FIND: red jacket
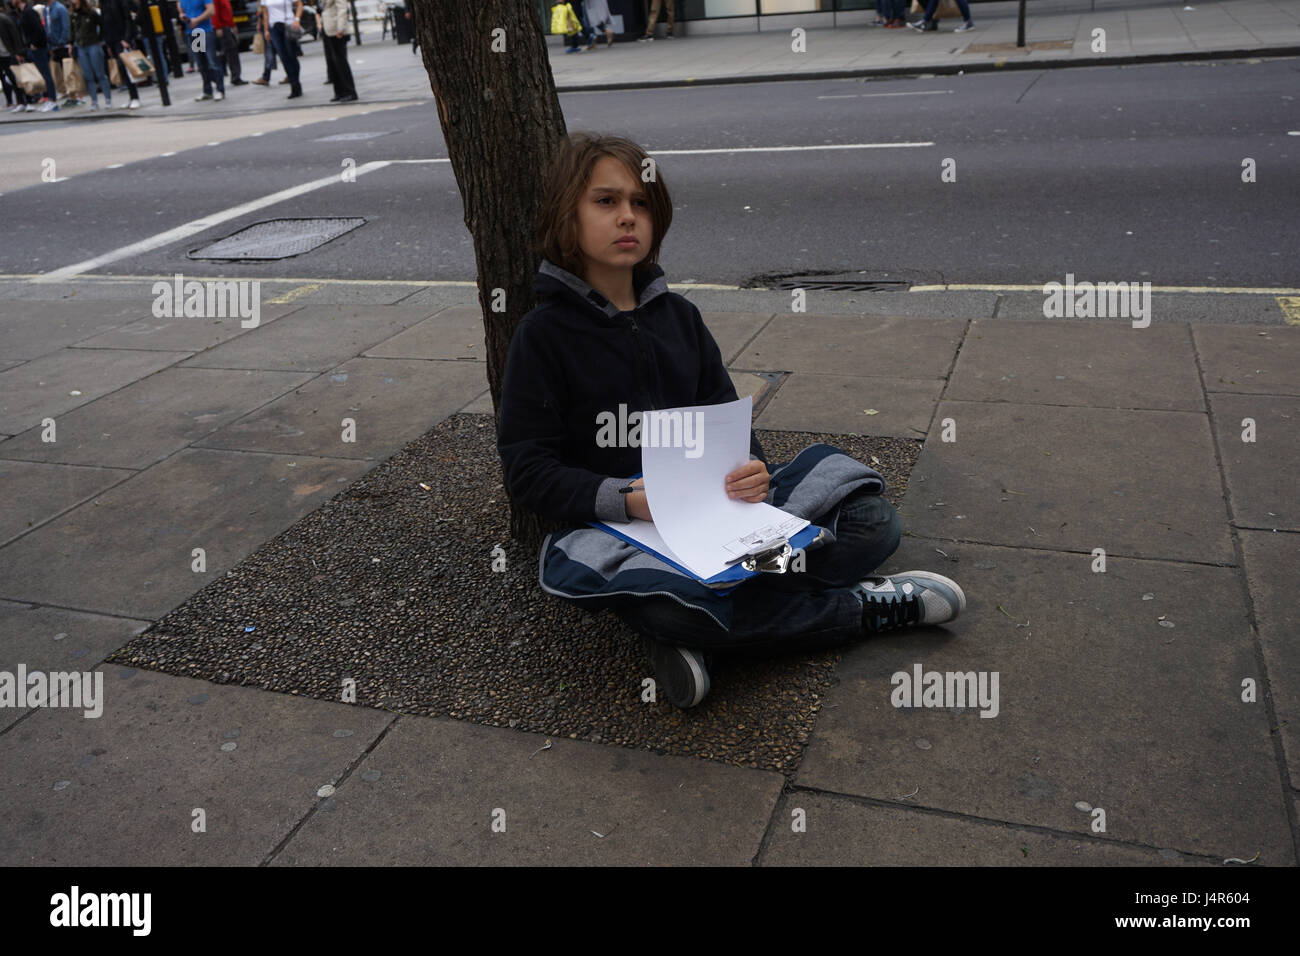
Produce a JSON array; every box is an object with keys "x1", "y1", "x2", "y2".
[{"x1": 211, "y1": 0, "x2": 234, "y2": 29}]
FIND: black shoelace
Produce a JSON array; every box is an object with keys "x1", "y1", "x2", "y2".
[{"x1": 861, "y1": 590, "x2": 921, "y2": 632}]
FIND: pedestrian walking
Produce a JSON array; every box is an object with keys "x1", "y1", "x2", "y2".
[
  {"x1": 908, "y1": 0, "x2": 974, "y2": 32},
  {"x1": 211, "y1": 0, "x2": 243, "y2": 83},
  {"x1": 876, "y1": 0, "x2": 906, "y2": 27},
  {"x1": 261, "y1": 0, "x2": 300, "y2": 98},
  {"x1": 10, "y1": 0, "x2": 58, "y2": 110},
  {"x1": 100, "y1": 0, "x2": 142, "y2": 107},
  {"x1": 497, "y1": 133, "x2": 966, "y2": 708},
  {"x1": 319, "y1": 0, "x2": 353, "y2": 101},
  {"x1": 638, "y1": 0, "x2": 674, "y2": 40},
  {"x1": 69, "y1": 0, "x2": 112, "y2": 108},
  {"x1": 584, "y1": 0, "x2": 614, "y2": 48},
  {"x1": 178, "y1": 0, "x2": 225, "y2": 100},
  {"x1": 0, "y1": 7, "x2": 30, "y2": 110},
  {"x1": 41, "y1": 0, "x2": 76, "y2": 103}
]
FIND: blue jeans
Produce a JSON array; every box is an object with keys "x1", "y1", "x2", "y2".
[
  {"x1": 75, "y1": 43, "x2": 110, "y2": 102},
  {"x1": 612, "y1": 488, "x2": 902, "y2": 653},
  {"x1": 566, "y1": 0, "x2": 593, "y2": 49},
  {"x1": 190, "y1": 29, "x2": 224, "y2": 94},
  {"x1": 924, "y1": 0, "x2": 971, "y2": 22},
  {"x1": 269, "y1": 22, "x2": 300, "y2": 89},
  {"x1": 877, "y1": 0, "x2": 903, "y2": 19},
  {"x1": 26, "y1": 46, "x2": 56, "y2": 99}
]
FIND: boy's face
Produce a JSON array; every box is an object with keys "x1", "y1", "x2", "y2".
[{"x1": 576, "y1": 155, "x2": 652, "y2": 278}]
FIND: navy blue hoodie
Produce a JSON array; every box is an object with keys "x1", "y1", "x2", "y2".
[{"x1": 497, "y1": 258, "x2": 769, "y2": 528}]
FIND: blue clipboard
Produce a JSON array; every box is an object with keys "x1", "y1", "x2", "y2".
[{"x1": 589, "y1": 473, "x2": 826, "y2": 591}]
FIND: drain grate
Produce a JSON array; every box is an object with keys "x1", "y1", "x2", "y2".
[
  {"x1": 188, "y1": 218, "x2": 367, "y2": 260},
  {"x1": 771, "y1": 279, "x2": 912, "y2": 292}
]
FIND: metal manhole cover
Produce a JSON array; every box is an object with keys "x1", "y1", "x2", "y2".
[
  {"x1": 312, "y1": 130, "x2": 395, "y2": 142},
  {"x1": 189, "y1": 218, "x2": 367, "y2": 260}
]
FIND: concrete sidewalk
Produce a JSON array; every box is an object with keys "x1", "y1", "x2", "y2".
[
  {"x1": 4, "y1": 0, "x2": 1299, "y2": 127},
  {"x1": 0, "y1": 276, "x2": 1296, "y2": 865}
]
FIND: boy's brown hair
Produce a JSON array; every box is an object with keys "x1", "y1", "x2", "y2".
[{"x1": 534, "y1": 132, "x2": 674, "y2": 282}]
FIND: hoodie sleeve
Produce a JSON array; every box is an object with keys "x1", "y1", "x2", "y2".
[
  {"x1": 690, "y1": 303, "x2": 769, "y2": 468},
  {"x1": 497, "y1": 316, "x2": 632, "y2": 526}
]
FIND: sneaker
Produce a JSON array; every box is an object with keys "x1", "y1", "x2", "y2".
[
  {"x1": 907, "y1": 18, "x2": 938, "y2": 31},
  {"x1": 642, "y1": 635, "x2": 710, "y2": 708},
  {"x1": 8, "y1": 103, "x2": 23, "y2": 112},
  {"x1": 39, "y1": 99, "x2": 57, "y2": 112},
  {"x1": 856, "y1": 571, "x2": 966, "y2": 631},
  {"x1": 252, "y1": 77, "x2": 269, "y2": 85},
  {"x1": 638, "y1": 35, "x2": 652, "y2": 41},
  {"x1": 213, "y1": 90, "x2": 224, "y2": 101},
  {"x1": 195, "y1": 92, "x2": 212, "y2": 101},
  {"x1": 128, "y1": 99, "x2": 141, "y2": 109},
  {"x1": 117, "y1": 98, "x2": 131, "y2": 108},
  {"x1": 954, "y1": 20, "x2": 974, "y2": 31},
  {"x1": 24, "y1": 103, "x2": 35, "y2": 111}
]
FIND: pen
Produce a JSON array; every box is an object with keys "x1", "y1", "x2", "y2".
[{"x1": 618, "y1": 486, "x2": 637, "y2": 495}]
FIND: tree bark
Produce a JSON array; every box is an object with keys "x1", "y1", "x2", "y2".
[{"x1": 409, "y1": 0, "x2": 569, "y2": 555}]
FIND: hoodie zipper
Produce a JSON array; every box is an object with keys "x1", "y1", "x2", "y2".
[{"x1": 625, "y1": 306, "x2": 660, "y2": 411}]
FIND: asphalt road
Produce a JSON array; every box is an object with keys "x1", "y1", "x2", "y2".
[{"x1": 3, "y1": 56, "x2": 1297, "y2": 288}]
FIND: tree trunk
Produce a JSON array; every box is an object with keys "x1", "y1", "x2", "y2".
[{"x1": 409, "y1": 0, "x2": 568, "y2": 555}]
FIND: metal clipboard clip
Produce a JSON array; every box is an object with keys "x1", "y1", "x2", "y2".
[{"x1": 724, "y1": 537, "x2": 795, "y2": 574}]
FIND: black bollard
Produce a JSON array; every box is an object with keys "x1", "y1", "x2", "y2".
[{"x1": 1017, "y1": 0, "x2": 1026, "y2": 47}]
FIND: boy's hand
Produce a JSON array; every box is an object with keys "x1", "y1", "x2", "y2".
[{"x1": 726, "y1": 460, "x2": 770, "y2": 503}]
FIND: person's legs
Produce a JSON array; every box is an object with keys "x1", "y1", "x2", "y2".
[
  {"x1": 259, "y1": 34, "x2": 277, "y2": 81},
  {"x1": 203, "y1": 33, "x2": 224, "y2": 93},
  {"x1": 953, "y1": 0, "x2": 972, "y2": 22},
  {"x1": 325, "y1": 35, "x2": 355, "y2": 97},
  {"x1": 643, "y1": 0, "x2": 662, "y2": 37},
  {"x1": 615, "y1": 490, "x2": 903, "y2": 653},
  {"x1": 271, "y1": 22, "x2": 300, "y2": 91},
  {"x1": 222, "y1": 27, "x2": 242, "y2": 81},
  {"x1": 0, "y1": 56, "x2": 16, "y2": 106},
  {"x1": 75, "y1": 45, "x2": 100, "y2": 104},
  {"x1": 85, "y1": 44, "x2": 111, "y2": 104},
  {"x1": 28, "y1": 46, "x2": 56, "y2": 101},
  {"x1": 664, "y1": 0, "x2": 675, "y2": 34}
]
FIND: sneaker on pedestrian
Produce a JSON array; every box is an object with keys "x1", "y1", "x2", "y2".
[
  {"x1": 908, "y1": 18, "x2": 937, "y2": 31},
  {"x1": 954, "y1": 19, "x2": 974, "y2": 31},
  {"x1": 40, "y1": 99, "x2": 59, "y2": 112},
  {"x1": 642, "y1": 635, "x2": 710, "y2": 708},
  {"x1": 213, "y1": 90, "x2": 224, "y2": 101},
  {"x1": 637, "y1": 34, "x2": 652, "y2": 41},
  {"x1": 856, "y1": 571, "x2": 966, "y2": 632},
  {"x1": 195, "y1": 92, "x2": 212, "y2": 101},
  {"x1": 129, "y1": 98, "x2": 141, "y2": 109},
  {"x1": 252, "y1": 76, "x2": 269, "y2": 85},
  {"x1": 117, "y1": 97, "x2": 131, "y2": 107},
  {"x1": 24, "y1": 102, "x2": 35, "y2": 111},
  {"x1": 8, "y1": 103, "x2": 23, "y2": 112}
]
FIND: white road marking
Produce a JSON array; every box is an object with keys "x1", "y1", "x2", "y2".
[{"x1": 32, "y1": 161, "x2": 396, "y2": 284}]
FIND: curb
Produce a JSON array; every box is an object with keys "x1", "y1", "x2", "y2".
[{"x1": 553, "y1": 45, "x2": 1300, "y2": 92}]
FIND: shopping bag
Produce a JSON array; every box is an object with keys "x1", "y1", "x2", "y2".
[
  {"x1": 64, "y1": 55, "x2": 88, "y2": 96},
  {"x1": 550, "y1": 2, "x2": 581, "y2": 35},
  {"x1": 49, "y1": 56, "x2": 66, "y2": 95},
  {"x1": 910, "y1": 0, "x2": 961, "y2": 18},
  {"x1": 119, "y1": 49, "x2": 155, "y2": 80},
  {"x1": 108, "y1": 56, "x2": 122, "y2": 86},
  {"x1": 253, "y1": 30, "x2": 264, "y2": 54},
  {"x1": 14, "y1": 61, "x2": 46, "y2": 97}
]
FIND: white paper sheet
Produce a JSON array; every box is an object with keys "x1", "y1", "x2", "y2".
[{"x1": 635, "y1": 396, "x2": 808, "y2": 580}]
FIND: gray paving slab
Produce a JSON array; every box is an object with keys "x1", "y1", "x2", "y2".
[
  {"x1": 0, "y1": 448, "x2": 371, "y2": 618},
  {"x1": 0, "y1": 665, "x2": 394, "y2": 865},
  {"x1": 760, "y1": 792, "x2": 1212, "y2": 866},
  {"x1": 0, "y1": 368, "x2": 315, "y2": 469},
  {"x1": 70, "y1": 304, "x2": 302, "y2": 353},
  {"x1": 0, "y1": 300, "x2": 150, "y2": 360},
  {"x1": 904, "y1": 400, "x2": 1234, "y2": 563},
  {"x1": 1209, "y1": 393, "x2": 1298, "y2": 530},
  {"x1": 0, "y1": 361, "x2": 24, "y2": 374},
  {"x1": 0, "y1": 601, "x2": 150, "y2": 732},
  {"x1": 0, "y1": 348, "x2": 192, "y2": 435},
  {"x1": 380, "y1": 284, "x2": 495, "y2": 314},
  {"x1": 734, "y1": 314, "x2": 967, "y2": 378},
  {"x1": 697, "y1": 312, "x2": 773, "y2": 366},
  {"x1": 194, "y1": 358, "x2": 488, "y2": 460},
  {"x1": 756, "y1": 373, "x2": 939, "y2": 438},
  {"x1": 0, "y1": 460, "x2": 134, "y2": 547},
  {"x1": 795, "y1": 537, "x2": 1294, "y2": 863},
  {"x1": 947, "y1": 319, "x2": 1205, "y2": 411},
  {"x1": 1240, "y1": 530, "x2": 1300, "y2": 791},
  {"x1": 180, "y1": 304, "x2": 436, "y2": 372},
  {"x1": 270, "y1": 713, "x2": 784, "y2": 865},
  {"x1": 1195, "y1": 324, "x2": 1300, "y2": 395},
  {"x1": 680, "y1": 289, "x2": 995, "y2": 320},
  {"x1": 362, "y1": 306, "x2": 491, "y2": 361},
  {"x1": 256, "y1": 282, "x2": 430, "y2": 306}
]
